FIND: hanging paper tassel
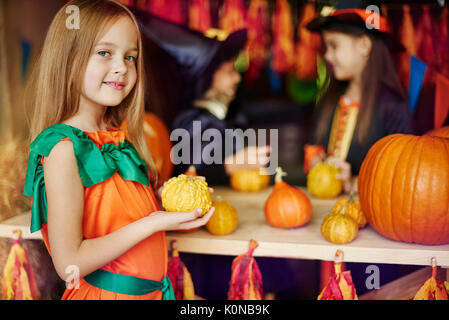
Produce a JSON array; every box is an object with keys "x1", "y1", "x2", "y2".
[
  {"x1": 398, "y1": 5, "x2": 416, "y2": 91},
  {"x1": 244, "y1": 0, "x2": 270, "y2": 86},
  {"x1": 317, "y1": 250, "x2": 358, "y2": 300},
  {"x1": 228, "y1": 239, "x2": 263, "y2": 300},
  {"x1": 189, "y1": 0, "x2": 211, "y2": 33},
  {"x1": 146, "y1": 0, "x2": 186, "y2": 25},
  {"x1": 1, "y1": 230, "x2": 39, "y2": 300},
  {"x1": 414, "y1": 257, "x2": 448, "y2": 300},
  {"x1": 167, "y1": 240, "x2": 195, "y2": 300},
  {"x1": 415, "y1": 5, "x2": 436, "y2": 66},
  {"x1": 295, "y1": 2, "x2": 321, "y2": 80},
  {"x1": 434, "y1": 73, "x2": 449, "y2": 129},
  {"x1": 437, "y1": 6, "x2": 449, "y2": 78},
  {"x1": 271, "y1": 0, "x2": 295, "y2": 74},
  {"x1": 219, "y1": 0, "x2": 247, "y2": 34}
]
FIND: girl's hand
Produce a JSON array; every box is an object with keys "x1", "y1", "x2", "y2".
[
  {"x1": 325, "y1": 156, "x2": 353, "y2": 194},
  {"x1": 224, "y1": 145, "x2": 271, "y2": 175},
  {"x1": 148, "y1": 207, "x2": 215, "y2": 232}
]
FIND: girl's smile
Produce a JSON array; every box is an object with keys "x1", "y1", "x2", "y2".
[{"x1": 103, "y1": 81, "x2": 126, "y2": 90}]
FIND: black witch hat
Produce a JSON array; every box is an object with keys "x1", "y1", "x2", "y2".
[{"x1": 135, "y1": 10, "x2": 247, "y2": 84}]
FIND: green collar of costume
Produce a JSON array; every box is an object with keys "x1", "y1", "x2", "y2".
[{"x1": 23, "y1": 123, "x2": 150, "y2": 233}]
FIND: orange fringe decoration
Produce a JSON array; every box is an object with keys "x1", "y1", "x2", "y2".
[
  {"x1": 318, "y1": 250, "x2": 358, "y2": 300},
  {"x1": 146, "y1": 0, "x2": 186, "y2": 25},
  {"x1": 245, "y1": 0, "x2": 270, "y2": 85},
  {"x1": 167, "y1": 240, "x2": 195, "y2": 300},
  {"x1": 219, "y1": 0, "x2": 247, "y2": 34},
  {"x1": 189, "y1": 0, "x2": 211, "y2": 33},
  {"x1": 295, "y1": 3, "x2": 321, "y2": 80},
  {"x1": 228, "y1": 239, "x2": 263, "y2": 300},
  {"x1": 398, "y1": 5, "x2": 416, "y2": 91},
  {"x1": 1, "y1": 230, "x2": 39, "y2": 300},
  {"x1": 414, "y1": 257, "x2": 449, "y2": 300},
  {"x1": 271, "y1": 0, "x2": 295, "y2": 74}
]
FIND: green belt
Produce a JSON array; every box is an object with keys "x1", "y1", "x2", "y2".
[{"x1": 84, "y1": 269, "x2": 175, "y2": 300}]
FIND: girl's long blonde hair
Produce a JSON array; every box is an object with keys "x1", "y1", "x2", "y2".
[{"x1": 26, "y1": 0, "x2": 158, "y2": 184}]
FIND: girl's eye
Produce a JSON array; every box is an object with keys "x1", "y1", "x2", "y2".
[
  {"x1": 125, "y1": 56, "x2": 137, "y2": 62},
  {"x1": 98, "y1": 50, "x2": 110, "y2": 57}
]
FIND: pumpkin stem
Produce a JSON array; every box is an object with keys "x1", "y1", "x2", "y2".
[
  {"x1": 348, "y1": 193, "x2": 355, "y2": 203},
  {"x1": 275, "y1": 167, "x2": 287, "y2": 184},
  {"x1": 186, "y1": 165, "x2": 197, "y2": 176}
]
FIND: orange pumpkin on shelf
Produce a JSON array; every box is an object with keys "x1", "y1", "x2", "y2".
[
  {"x1": 358, "y1": 134, "x2": 449, "y2": 245},
  {"x1": 264, "y1": 167, "x2": 312, "y2": 229},
  {"x1": 425, "y1": 126, "x2": 449, "y2": 138},
  {"x1": 332, "y1": 194, "x2": 367, "y2": 228},
  {"x1": 121, "y1": 113, "x2": 173, "y2": 182}
]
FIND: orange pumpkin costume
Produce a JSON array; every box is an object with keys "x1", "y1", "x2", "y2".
[{"x1": 24, "y1": 124, "x2": 170, "y2": 300}]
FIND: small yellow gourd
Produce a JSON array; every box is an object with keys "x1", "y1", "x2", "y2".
[
  {"x1": 230, "y1": 169, "x2": 270, "y2": 192},
  {"x1": 332, "y1": 193, "x2": 367, "y2": 228},
  {"x1": 321, "y1": 204, "x2": 358, "y2": 244},
  {"x1": 206, "y1": 196, "x2": 238, "y2": 235},
  {"x1": 161, "y1": 174, "x2": 212, "y2": 216},
  {"x1": 307, "y1": 162, "x2": 342, "y2": 198}
]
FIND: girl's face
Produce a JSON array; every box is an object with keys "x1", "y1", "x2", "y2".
[
  {"x1": 322, "y1": 30, "x2": 371, "y2": 81},
  {"x1": 81, "y1": 16, "x2": 138, "y2": 108},
  {"x1": 210, "y1": 59, "x2": 242, "y2": 99}
]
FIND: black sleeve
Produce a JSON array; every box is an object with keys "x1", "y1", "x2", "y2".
[{"x1": 380, "y1": 89, "x2": 412, "y2": 135}]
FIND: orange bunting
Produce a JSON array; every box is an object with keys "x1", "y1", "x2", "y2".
[
  {"x1": 146, "y1": 0, "x2": 186, "y2": 25},
  {"x1": 398, "y1": 5, "x2": 415, "y2": 91},
  {"x1": 317, "y1": 250, "x2": 358, "y2": 300},
  {"x1": 1, "y1": 230, "x2": 39, "y2": 300},
  {"x1": 219, "y1": 0, "x2": 247, "y2": 34},
  {"x1": 414, "y1": 257, "x2": 448, "y2": 300},
  {"x1": 189, "y1": 0, "x2": 211, "y2": 32},
  {"x1": 295, "y1": 3, "x2": 321, "y2": 80},
  {"x1": 167, "y1": 240, "x2": 195, "y2": 300},
  {"x1": 271, "y1": 0, "x2": 295, "y2": 74},
  {"x1": 228, "y1": 239, "x2": 263, "y2": 300},
  {"x1": 245, "y1": 0, "x2": 270, "y2": 85},
  {"x1": 415, "y1": 5, "x2": 435, "y2": 65}
]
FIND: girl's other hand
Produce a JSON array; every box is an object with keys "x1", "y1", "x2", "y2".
[
  {"x1": 224, "y1": 145, "x2": 271, "y2": 175},
  {"x1": 148, "y1": 207, "x2": 215, "y2": 232},
  {"x1": 326, "y1": 156, "x2": 352, "y2": 194}
]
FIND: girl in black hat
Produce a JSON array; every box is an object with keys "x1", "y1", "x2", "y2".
[
  {"x1": 137, "y1": 13, "x2": 270, "y2": 186},
  {"x1": 304, "y1": 8, "x2": 412, "y2": 193}
]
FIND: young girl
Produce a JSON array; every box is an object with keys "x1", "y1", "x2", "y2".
[
  {"x1": 23, "y1": 0, "x2": 214, "y2": 300},
  {"x1": 305, "y1": 7, "x2": 417, "y2": 294},
  {"x1": 304, "y1": 8, "x2": 411, "y2": 193}
]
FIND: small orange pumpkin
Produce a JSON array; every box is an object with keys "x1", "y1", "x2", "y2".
[
  {"x1": 264, "y1": 167, "x2": 312, "y2": 228},
  {"x1": 321, "y1": 205, "x2": 358, "y2": 244},
  {"x1": 230, "y1": 169, "x2": 270, "y2": 192},
  {"x1": 206, "y1": 196, "x2": 238, "y2": 235}
]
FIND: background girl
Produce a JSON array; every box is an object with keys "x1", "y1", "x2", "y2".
[
  {"x1": 304, "y1": 8, "x2": 411, "y2": 193},
  {"x1": 24, "y1": 0, "x2": 214, "y2": 300}
]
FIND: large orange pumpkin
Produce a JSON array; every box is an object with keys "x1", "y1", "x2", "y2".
[
  {"x1": 264, "y1": 167, "x2": 312, "y2": 229},
  {"x1": 121, "y1": 113, "x2": 173, "y2": 182},
  {"x1": 425, "y1": 126, "x2": 449, "y2": 138},
  {"x1": 358, "y1": 134, "x2": 449, "y2": 245}
]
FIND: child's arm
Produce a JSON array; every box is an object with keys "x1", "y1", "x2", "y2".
[{"x1": 44, "y1": 140, "x2": 213, "y2": 282}]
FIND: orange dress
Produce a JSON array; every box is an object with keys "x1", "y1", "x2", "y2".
[{"x1": 24, "y1": 124, "x2": 167, "y2": 300}]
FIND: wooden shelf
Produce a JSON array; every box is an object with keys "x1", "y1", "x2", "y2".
[{"x1": 2, "y1": 186, "x2": 449, "y2": 268}]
